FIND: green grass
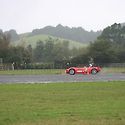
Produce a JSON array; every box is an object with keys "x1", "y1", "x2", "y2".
[
  {"x1": 0, "y1": 81, "x2": 125, "y2": 125},
  {"x1": 102, "y1": 67, "x2": 125, "y2": 73},
  {"x1": 0, "y1": 69, "x2": 65, "y2": 75}
]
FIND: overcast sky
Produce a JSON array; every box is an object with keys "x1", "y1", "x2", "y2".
[{"x1": 0, "y1": 0, "x2": 125, "y2": 33}]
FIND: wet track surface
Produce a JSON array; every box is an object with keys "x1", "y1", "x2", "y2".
[{"x1": 0, "y1": 73, "x2": 125, "y2": 83}]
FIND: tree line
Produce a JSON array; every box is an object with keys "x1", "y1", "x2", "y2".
[
  {"x1": 0, "y1": 32, "x2": 84, "y2": 69},
  {"x1": 0, "y1": 23, "x2": 125, "y2": 69},
  {"x1": 71, "y1": 23, "x2": 125, "y2": 66}
]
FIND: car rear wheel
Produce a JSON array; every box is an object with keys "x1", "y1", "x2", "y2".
[
  {"x1": 91, "y1": 69, "x2": 97, "y2": 75},
  {"x1": 69, "y1": 69, "x2": 75, "y2": 75}
]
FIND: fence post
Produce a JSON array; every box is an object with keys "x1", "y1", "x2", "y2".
[{"x1": 12, "y1": 62, "x2": 15, "y2": 70}]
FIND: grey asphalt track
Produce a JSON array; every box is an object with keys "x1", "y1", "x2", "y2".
[{"x1": 0, "y1": 73, "x2": 125, "y2": 83}]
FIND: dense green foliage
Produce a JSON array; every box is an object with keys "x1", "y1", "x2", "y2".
[
  {"x1": 0, "y1": 32, "x2": 32, "y2": 65},
  {"x1": 1, "y1": 23, "x2": 125, "y2": 68},
  {"x1": 0, "y1": 82, "x2": 125, "y2": 125},
  {"x1": 71, "y1": 23, "x2": 125, "y2": 65},
  {"x1": 0, "y1": 31, "x2": 84, "y2": 69},
  {"x1": 90, "y1": 23, "x2": 125, "y2": 63}
]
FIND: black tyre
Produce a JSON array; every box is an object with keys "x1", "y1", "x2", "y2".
[
  {"x1": 69, "y1": 69, "x2": 75, "y2": 75},
  {"x1": 91, "y1": 69, "x2": 97, "y2": 75}
]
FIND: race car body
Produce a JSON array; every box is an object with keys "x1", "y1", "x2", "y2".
[{"x1": 65, "y1": 66, "x2": 101, "y2": 75}]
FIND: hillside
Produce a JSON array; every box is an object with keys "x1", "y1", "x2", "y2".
[
  {"x1": 31, "y1": 24, "x2": 101, "y2": 43},
  {"x1": 14, "y1": 34, "x2": 85, "y2": 49},
  {"x1": 2, "y1": 24, "x2": 101, "y2": 44},
  {"x1": 1, "y1": 24, "x2": 101, "y2": 48}
]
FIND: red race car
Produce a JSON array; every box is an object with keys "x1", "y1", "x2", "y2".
[{"x1": 65, "y1": 64, "x2": 101, "y2": 75}]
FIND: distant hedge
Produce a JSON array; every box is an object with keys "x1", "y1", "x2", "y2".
[{"x1": 21, "y1": 63, "x2": 55, "y2": 69}]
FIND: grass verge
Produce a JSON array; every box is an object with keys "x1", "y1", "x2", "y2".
[
  {"x1": 102, "y1": 67, "x2": 125, "y2": 73},
  {"x1": 0, "y1": 81, "x2": 125, "y2": 125},
  {"x1": 0, "y1": 69, "x2": 65, "y2": 75}
]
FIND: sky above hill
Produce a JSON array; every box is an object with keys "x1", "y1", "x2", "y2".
[{"x1": 0, "y1": 0, "x2": 125, "y2": 33}]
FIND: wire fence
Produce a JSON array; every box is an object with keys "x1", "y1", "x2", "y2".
[
  {"x1": 100, "y1": 63, "x2": 125, "y2": 67},
  {"x1": 0, "y1": 63, "x2": 125, "y2": 70},
  {"x1": 0, "y1": 64, "x2": 13, "y2": 70}
]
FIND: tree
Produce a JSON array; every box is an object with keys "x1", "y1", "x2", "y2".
[
  {"x1": 98, "y1": 23, "x2": 125, "y2": 44},
  {"x1": 33, "y1": 40, "x2": 45, "y2": 62},
  {"x1": 96, "y1": 23, "x2": 125, "y2": 63},
  {"x1": 88, "y1": 39, "x2": 116, "y2": 63},
  {"x1": 7, "y1": 46, "x2": 32, "y2": 68},
  {"x1": 0, "y1": 32, "x2": 11, "y2": 62},
  {"x1": 44, "y1": 38, "x2": 54, "y2": 62},
  {"x1": 27, "y1": 45, "x2": 33, "y2": 62}
]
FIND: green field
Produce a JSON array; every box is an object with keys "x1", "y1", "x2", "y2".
[{"x1": 0, "y1": 82, "x2": 125, "y2": 125}]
